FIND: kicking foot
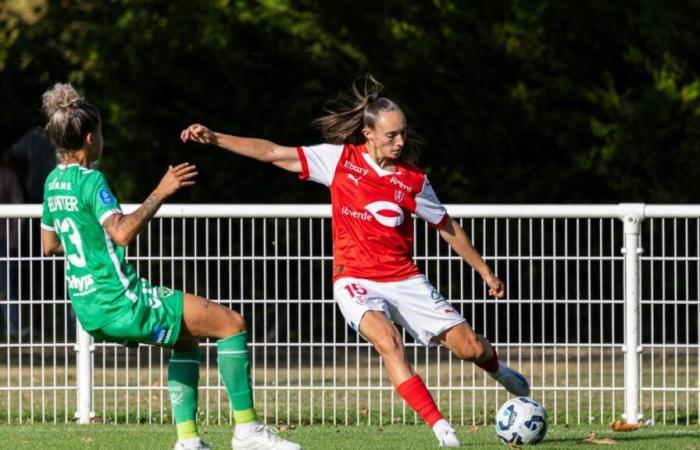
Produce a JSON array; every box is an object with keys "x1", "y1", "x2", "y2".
[
  {"x1": 232, "y1": 423, "x2": 301, "y2": 449},
  {"x1": 174, "y1": 437, "x2": 212, "y2": 450},
  {"x1": 432, "y1": 419, "x2": 460, "y2": 447},
  {"x1": 488, "y1": 362, "x2": 530, "y2": 396}
]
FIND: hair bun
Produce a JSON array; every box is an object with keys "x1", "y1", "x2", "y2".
[{"x1": 42, "y1": 83, "x2": 82, "y2": 118}]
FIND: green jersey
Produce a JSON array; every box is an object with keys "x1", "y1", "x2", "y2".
[{"x1": 41, "y1": 164, "x2": 139, "y2": 331}]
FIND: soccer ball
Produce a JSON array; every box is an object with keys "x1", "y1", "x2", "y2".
[{"x1": 495, "y1": 397, "x2": 548, "y2": 445}]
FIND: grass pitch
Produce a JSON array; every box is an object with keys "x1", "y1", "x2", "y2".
[{"x1": 1, "y1": 423, "x2": 699, "y2": 449}]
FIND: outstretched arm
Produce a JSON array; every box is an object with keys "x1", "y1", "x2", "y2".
[
  {"x1": 438, "y1": 217, "x2": 505, "y2": 298},
  {"x1": 103, "y1": 163, "x2": 197, "y2": 247},
  {"x1": 180, "y1": 124, "x2": 301, "y2": 173}
]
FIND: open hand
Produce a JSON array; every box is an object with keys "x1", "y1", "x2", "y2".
[
  {"x1": 180, "y1": 124, "x2": 218, "y2": 145},
  {"x1": 154, "y1": 162, "x2": 198, "y2": 198}
]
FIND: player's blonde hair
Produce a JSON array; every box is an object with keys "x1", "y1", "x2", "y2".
[
  {"x1": 313, "y1": 75, "x2": 421, "y2": 164},
  {"x1": 42, "y1": 83, "x2": 100, "y2": 153}
]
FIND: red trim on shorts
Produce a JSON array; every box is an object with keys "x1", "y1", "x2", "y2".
[{"x1": 296, "y1": 146, "x2": 309, "y2": 180}]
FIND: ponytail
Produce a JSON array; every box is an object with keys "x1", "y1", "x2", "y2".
[{"x1": 313, "y1": 75, "x2": 421, "y2": 163}]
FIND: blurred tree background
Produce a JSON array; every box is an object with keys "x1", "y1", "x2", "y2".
[{"x1": 2, "y1": 0, "x2": 700, "y2": 204}]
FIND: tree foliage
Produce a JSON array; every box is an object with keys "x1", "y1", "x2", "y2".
[{"x1": 2, "y1": 0, "x2": 700, "y2": 203}]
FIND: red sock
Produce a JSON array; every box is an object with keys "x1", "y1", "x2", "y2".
[
  {"x1": 475, "y1": 343, "x2": 499, "y2": 373},
  {"x1": 396, "y1": 375, "x2": 443, "y2": 427}
]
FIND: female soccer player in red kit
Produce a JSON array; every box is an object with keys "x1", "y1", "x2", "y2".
[{"x1": 181, "y1": 77, "x2": 529, "y2": 447}]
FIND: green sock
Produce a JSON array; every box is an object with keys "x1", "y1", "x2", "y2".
[
  {"x1": 168, "y1": 348, "x2": 201, "y2": 439},
  {"x1": 217, "y1": 331, "x2": 258, "y2": 424}
]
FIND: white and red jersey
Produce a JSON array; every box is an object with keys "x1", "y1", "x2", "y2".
[{"x1": 297, "y1": 143, "x2": 449, "y2": 282}]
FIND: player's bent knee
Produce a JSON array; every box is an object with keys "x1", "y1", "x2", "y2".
[
  {"x1": 173, "y1": 337, "x2": 200, "y2": 352},
  {"x1": 227, "y1": 308, "x2": 246, "y2": 333},
  {"x1": 372, "y1": 333, "x2": 404, "y2": 359}
]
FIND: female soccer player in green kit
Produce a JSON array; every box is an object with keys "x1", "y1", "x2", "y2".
[{"x1": 39, "y1": 83, "x2": 300, "y2": 450}]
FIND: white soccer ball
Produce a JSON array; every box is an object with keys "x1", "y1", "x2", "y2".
[{"x1": 494, "y1": 397, "x2": 548, "y2": 445}]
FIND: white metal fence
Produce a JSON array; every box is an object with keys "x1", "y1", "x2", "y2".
[{"x1": 0, "y1": 204, "x2": 698, "y2": 426}]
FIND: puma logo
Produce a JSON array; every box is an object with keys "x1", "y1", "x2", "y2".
[{"x1": 347, "y1": 174, "x2": 363, "y2": 186}]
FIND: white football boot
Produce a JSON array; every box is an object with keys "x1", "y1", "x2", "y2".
[
  {"x1": 488, "y1": 362, "x2": 530, "y2": 396},
  {"x1": 232, "y1": 423, "x2": 301, "y2": 450},
  {"x1": 174, "y1": 437, "x2": 213, "y2": 450},
  {"x1": 432, "y1": 419, "x2": 460, "y2": 447}
]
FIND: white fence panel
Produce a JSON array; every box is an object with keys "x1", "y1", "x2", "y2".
[{"x1": 0, "y1": 204, "x2": 698, "y2": 426}]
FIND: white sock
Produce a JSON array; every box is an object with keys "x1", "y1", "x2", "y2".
[
  {"x1": 432, "y1": 418, "x2": 453, "y2": 435},
  {"x1": 234, "y1": 421, "x2": 262, "y2": 439},
  {"x1": 177, "y1": 437, "x2": 202, "y2": 449}
]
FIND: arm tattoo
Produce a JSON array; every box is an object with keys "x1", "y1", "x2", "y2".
[
  {"x1": 105, "y1": 192, "x2": 163, "y2": 245},
  {"x1": 128, "y1": 192, "x2": 163, "y2": 226}
]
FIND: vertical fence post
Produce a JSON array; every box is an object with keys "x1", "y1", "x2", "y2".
[
  {"x1": 619, "y1": 203, "x2": 645, "y2": 424},
  {"x1": 75, "y1": 321, "x2": 94, "y2": 423}
]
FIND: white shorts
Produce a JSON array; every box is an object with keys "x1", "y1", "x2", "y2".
[{"x1": 333, "y1": 275, "x2": 466, "y2": 346}]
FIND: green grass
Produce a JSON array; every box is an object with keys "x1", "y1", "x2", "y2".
[
  {"x1": 0, "y1": 424, "x2": 699, "y2": 449},
  {"x1": 2, "y1": 347, "x2": 698, "y2": 425}
]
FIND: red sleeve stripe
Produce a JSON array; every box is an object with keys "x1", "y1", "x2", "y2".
[
  {"x1": 435, "y1": 213, "x2": 450, "y2": 229},
  {"x1": 296, "y1": 146, "x2": 309, "y2": 180}
]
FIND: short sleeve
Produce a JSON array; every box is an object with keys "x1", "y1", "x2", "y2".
[
  {"x1": 40, "y1": 173, "x2": 54, "y2": 231},
  {"x1": 415, "y1": 176, "x2": 449, "y2": 227},
  {"x1": 297, "y1": 144, "x2": 344, "y2": 187},
  {"x1": 84, "y1": 171, "x2": 122, "y2": 225},
  {"x1": 41, "y1": 200, "x2": 54, "y2": 231}
]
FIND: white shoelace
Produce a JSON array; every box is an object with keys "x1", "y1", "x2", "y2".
[{"x1": 256, "y1": 424, "x2": 285, "y2": 442}]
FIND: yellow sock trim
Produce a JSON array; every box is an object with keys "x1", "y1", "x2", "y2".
[
  {"x1": 233, "y1": 408, "x2": 257, "y2": 424},
  {"x1": 176, "y1": 420, "x2": 198, "y2": 439}
]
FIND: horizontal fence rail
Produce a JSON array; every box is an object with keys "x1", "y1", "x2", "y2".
[{"x1": 0, "y1": 204, "x2": 698, "y2": 426}]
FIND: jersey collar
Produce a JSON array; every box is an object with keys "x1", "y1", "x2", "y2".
[{"x1": 359, "y1": 144, "x2": 402, "y2": 177}]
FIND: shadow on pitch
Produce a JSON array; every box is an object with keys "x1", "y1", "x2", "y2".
[{"x1": 543, "y1": 428, "x2": 700, "y2": 446}]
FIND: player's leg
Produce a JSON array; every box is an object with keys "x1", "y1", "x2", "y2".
[
  {"x1": 84, "y1": 287, "x2": 216, "y2": 450},
  {"x1": 169, "y1": 336, "x2": 208, "y2": 450},
  {"x1": 359, "y1": 310, "x2": 458, "y2": 447},
  {"x1": 358, "y1": 311, "x2": 414, "y2": 385},
  {"x1": 437, "y1": 322, "x2": 530, "y2": 396},
  {"x1": 178, "y1": 293, "x2": 300, "y2": 450},
  {"x1": 179, "y1": 292, "x2": 246, "y2": 338},
  {"x1": 179, "y1": 294, "x2": 258, "y2": 432},
  {"x1": 373, "y1": 277, "x2": 470, "y2": 447},
  {"x1": 334, "y1": 278, "x2": 414, "y2": 385},
  {"x1": 334, "y1": 277, "x2": 457, "y2": 447},
  {"x1": 165, "y1": 291, "x2": 238, "y2": 450}
]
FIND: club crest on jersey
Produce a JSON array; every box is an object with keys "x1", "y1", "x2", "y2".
[
  {"x1": 394, "y1": 189, "x2": 405, "y2": 202},
  {"x1": 364, "y1": 201, "x2": 404, "y2": 227}
]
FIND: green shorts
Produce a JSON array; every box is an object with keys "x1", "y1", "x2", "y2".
[{"x1": 88, "y1": 280, "x2": 184, "y2": 348}]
